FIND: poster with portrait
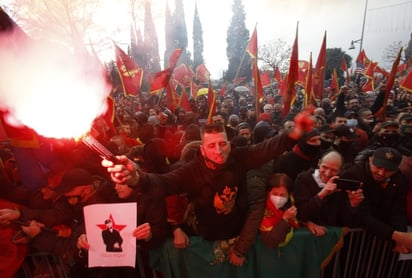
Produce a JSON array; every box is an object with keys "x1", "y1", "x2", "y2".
[{"x1": 84, "y1": 203, "x2": 137, "y2": 268}]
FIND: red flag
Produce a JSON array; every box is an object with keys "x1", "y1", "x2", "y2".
[
  {"x1": 173, "y1": 64, "x2": 194, "y2": 87},
  {"x1": 165, "y1": 81, "x2": 179, "y2": 112},
  {"x1": 190, "y1": 81, "x2": 198, "y2": 99},
  {"x1": 361, "y1": 78, "x2": 374, "y2": 92},
  {"x1": 397, "y1": 63, "x2": 407, "y2": 74},
  {"x1": 247, "y1": 26, "x2": 257, "y2": 59},
  {"x1": 274, "y1": 67, "x2": 282, "y2": 83},
  {"x1": 233, "y1": 76, "x2": 247, "y2": 85},
  {"x1": 207, "y1": 81, "x2": 216, "y2": 124},
  {"x1": 400, "y1": 69, "x2": 412, "y2": 92},
  {"x1": 283, "y1": 23, "x2": 299, "y2": 118},
  {"x1": 330, "y1": 68, "x2": 339, "y2": 92},
  {"x1": 114, "y1": 43, "x2": 143, "y2": 96},
  {"x1": 252, "y1": 63, "x2": 265, "y2": 118},
  {"x1": 149, "y1": 48, "x2": 182, "y2": 94},
  {"x1": 375, "y1": 65, "x2": 389, "y2": 78},
  {"x1": 196, "y1": 64, "x2": 211, "y2": 84},
  {"x1": 364, "y1": 62, "x2": 377, "y2": 79},
  {"x1": 306, "y1": 53, "x2": 315, "y2": 106},
  {"x1": 261, "y1": 71, "x2": 271, "y2": 88},
  {"x1": 220, "y1": 82, "x2": 227, "y2": 97},
  {"x1": 313, "y1": 31, "x2": 326, "y2": 100},
  {"x1": 90, "y1": 96, "x2": 117, "y2": 140},
  {"x1": 340, "y1": 57, "x2": 350, "y2": 84},
  {"x1": 356, "y1": 49, "x2": 371, "y2": 67},
  {"x1": 375, "y1": 48, "x2": 403, "y2": 121},
  {"x1": 179, "y1": 85, "x2": 192, "y2": 112}
]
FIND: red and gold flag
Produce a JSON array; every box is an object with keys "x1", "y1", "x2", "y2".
[
  {"x1": 364, "y1": 62, "x2": 377, "y2": 79},
  {"x1": 247, "y1": 26, "x2": 257, "y2": 59},
  {"x1": 195, "y1": 64, "x2": 211, "y2": 84},
  {"x1": 173, "y1": 64, "x2": 194, "y2": 87},
  {"x1": 375, "y1": 48, "x2": 403, "y2": 121},
  {"x1": 313, "y1": 31, "x2": 326, "y2": 100},
  {"x1": 400, "y1": 68, "x2": 412, "y2": 93},
  {"x1": 114, "y1": 43, "x2": 143, "y2": 97},
  {"x1": 207, "y1": 80, "x2": 216, "y2": 124},
  {"x1": 149, "y1": 48, "x2": 182, "y2": 95},
  {"x1": 361, "y1": 78, "x2": 374, "y2": 92},
  {"x1": 283, "y1": 23, "x2": 299, "y2": 118},
  {"x1": 330, "y1": 68, "x2": 339, "y2": 92}
]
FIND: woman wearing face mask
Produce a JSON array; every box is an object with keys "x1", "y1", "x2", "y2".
[{"x1": 259, "y1": 173, "x2": 299, "y2": 248}]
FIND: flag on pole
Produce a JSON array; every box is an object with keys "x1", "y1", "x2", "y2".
[
  {"x1": 179, "y1": 85, "x2": 192, "y2": 112},
  {"x1": 114, "y1": 43, "x2": 143, "y2": 97},
  {"x1": 149, "y1": 48, "x2": 182, "y2": 94},
  {"x1": 173, "y1": 64, "x2": 194, "y2": 87},
  {"x1": 219, "y1": 82, "x2": 227, "y2": 97},
  {"x1": 400, "y1": 69, "x2": 412, "y2": 92},
  {"x1": 340, "y1": 57, "x2": 350, "y2": 85},
  {"x1": 207, "y1": 80, "x2": 216, "y2": 124},
  {"x1": 283, "y1": 23, "x2": 299, "y2": 118},
  {"x1": 330, "y1": 68, "x2": 340, "y2": 96},
  {"x1": 195, "y1": 64, "x2": 211, "y2": 84},
  {"x1": 306, "y1": 53, "x2": 315, "y2": 107},
  {"x1": 246, "y1": 26, "x2": 264, "y2": 118},
  {"x1": 261, "y1": 71, "x2": 271, "y2": 88},
  {"x1": 313, "y1": 31, "x2": 326, "y2": 100},
  {"x1": 246, "y1": 26, "x2": 257, "y2": 59},
  {"x1": 374, "y1": 48, "x2": 403, "y2": 121}
]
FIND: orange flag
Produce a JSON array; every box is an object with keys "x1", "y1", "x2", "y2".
[
  {"x1": 207, "y1": 80, "x2": 216, "y2": 124},
  {"x1": 283, "y1": 23, "x2": 299, "y2": 118},
  {"x1": 400, "y1": 69, "x2": 412, "y2": 93},
  {"x1": 114, "y1": 42, "x2": 143, "y2": 97},
  {"x1": 313, "y1": 31, "x2": 326, "y2": 100},
  {"x1": 375, "y1": 48, "x2": 403, "y2": 121}
]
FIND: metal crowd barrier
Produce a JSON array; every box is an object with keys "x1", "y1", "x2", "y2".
[{"x1": 321, "y1": 228, "x2": 412, "y2": 278}]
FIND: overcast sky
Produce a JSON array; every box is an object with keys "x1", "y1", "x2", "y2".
[{"x1": 3, "y1": 0, "x2": 412, "y2": 78}]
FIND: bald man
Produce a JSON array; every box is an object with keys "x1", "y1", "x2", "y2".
[{"x1": 293, "y1": 151, "x2": 363, "y2": 236}]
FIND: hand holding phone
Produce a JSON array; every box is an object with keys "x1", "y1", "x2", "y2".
[{"x1": 335, "y1": 178, "x2": 362, "y2": 191}]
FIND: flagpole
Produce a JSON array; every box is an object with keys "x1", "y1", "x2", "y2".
[{"x1": 233, "y1": 23, "x2": 258, "y2": 84}]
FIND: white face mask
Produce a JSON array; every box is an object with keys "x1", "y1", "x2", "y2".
[
  {"x1": 270, "y1": 195, "x2": 288, "y2": 209},
  {"x1": 347, "y1": 119, "x2": 358, "y2": 128}
]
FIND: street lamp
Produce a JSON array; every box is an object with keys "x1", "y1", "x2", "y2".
[
  {"x1": 349, "y1": 0, "x2": 368, "y2": 54},
  {"x1": 349, "y1": 39, "x2": 362, "y2": 50}
]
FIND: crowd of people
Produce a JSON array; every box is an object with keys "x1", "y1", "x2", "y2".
[{"x1": 1, "y1": 77, "x2": 412, "y2": 277}]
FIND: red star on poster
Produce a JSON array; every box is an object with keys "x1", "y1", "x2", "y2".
[{"x1": 96, "y1": 214, "x2": 127, "y2": 231}]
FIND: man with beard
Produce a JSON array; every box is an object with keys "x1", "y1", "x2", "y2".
[{"x1": 102, "y1": 110, "x2": 314, "y2": 267}]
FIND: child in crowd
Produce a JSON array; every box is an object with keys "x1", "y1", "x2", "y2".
[{"x1": 259, "y1": 173, "x2": 299, "y2": 248}]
